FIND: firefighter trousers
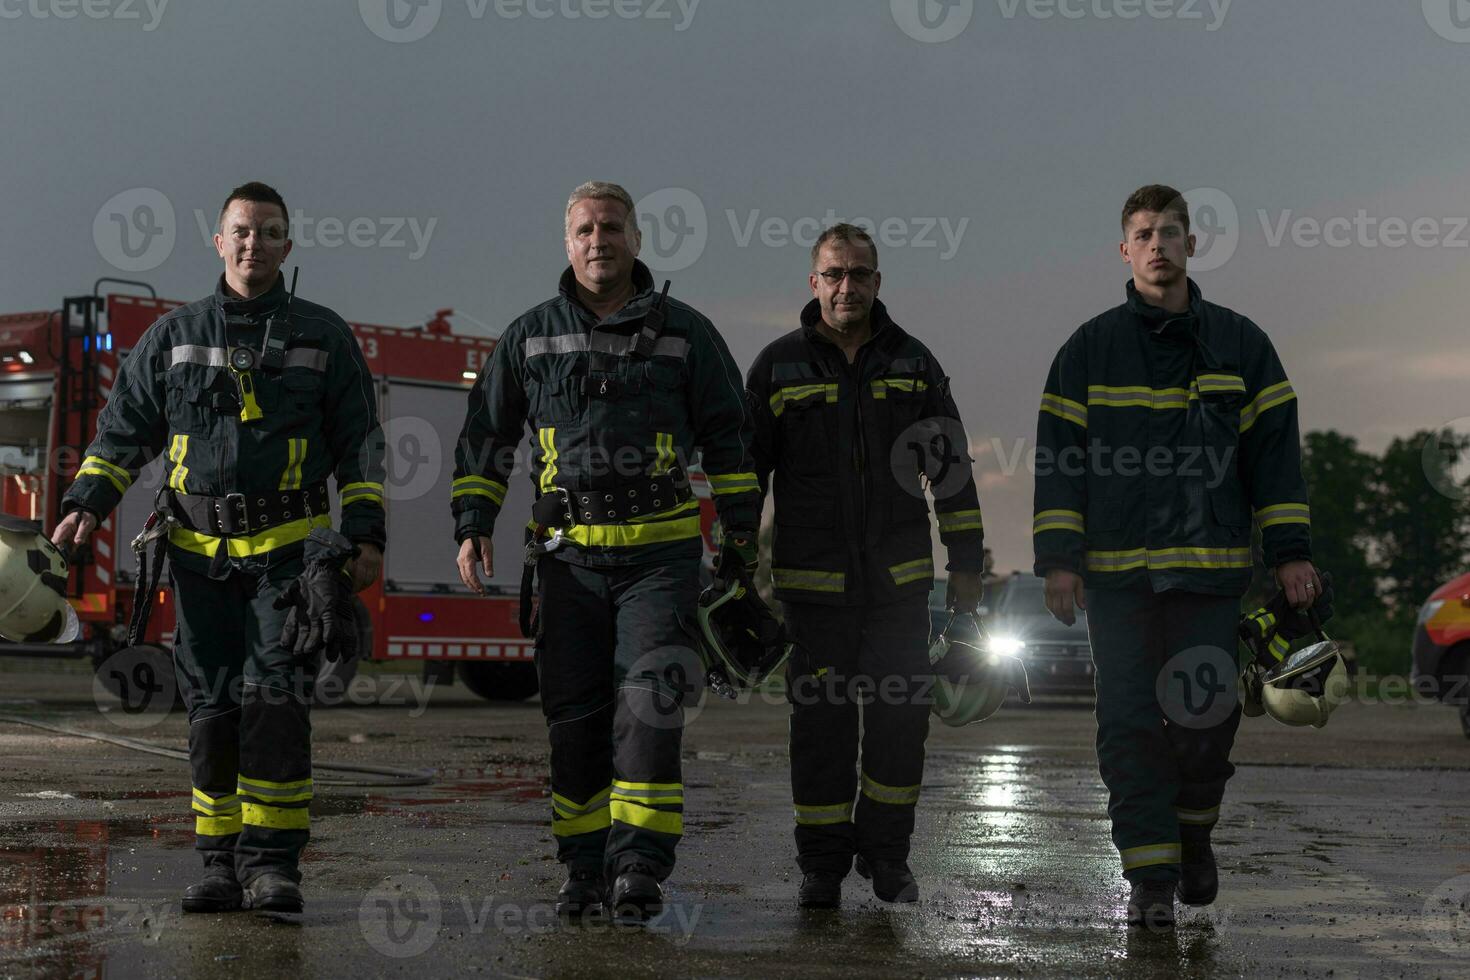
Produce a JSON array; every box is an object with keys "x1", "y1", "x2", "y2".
[
  {"x1": 534, "y1": 555, "x2": 700, "y2": 883},
  {"x1": 170, "y1": 553, "x2": 315, "y2": 886},
  {"x1": 782, "y1": 596, "x2": 932, "y2": 875},
  {"x1": 1086, "y1": 585, "x2": 1242, "y2": 883}
]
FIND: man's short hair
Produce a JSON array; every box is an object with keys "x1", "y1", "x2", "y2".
[
  {"x1": 218, "y1": 181, "x2": 288, "y2": 234},
  {"x1": 1121, "y1": 184, "x2": 1190, "y2": 235},
  {"x1": 811, "y1": 223, "x2": 879, "y2": 269},
  {"x1": 565, "y1": 181, "x2": 639, "y2": 238}
]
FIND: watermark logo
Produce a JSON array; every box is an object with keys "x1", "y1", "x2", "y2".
[
  {"x1": 1157, "y1": 644, "x2": 1239, "y2": 730},
  {"x1": 1422, "y1": 418, "x2": 1470, "y2": 502},
  {"x1": 1423, "y1": 873, "x2": 1470, "y2": 956},
  {"x1": 637, "y1": 187, "x2": 708, "y2": 273},
  {"x1": 890, "y1": 417, "x2": 976, "y2": 501},
  {"x1": 191, "y1": 209, "x2": 438, "y2": 260},
  {"x1": 1423, "y1": 0, "x2": 1470, "y2": 43},
  {"x1": 91, "y1": 643, "x2": 178, "y2": 731},
  {"x1": 622, "y1": 643, "x2": 707, "y2": 729},
  {"x1": 360, "y1": 0, "x2": 442, "y2": 42},
  {"x1": 891, "y1": 0, "x2": 974, "y2": 43},
  {"x1": 360, "y1": 874, "x2": 444, "y2": 958},
  {"x1": 379, "y1": 415, "x2": 444, "y2": 502},
  {"x1": 0, "y1": 0, "x2": 169, "y2": 30},
  {"x1": 94, "y1": 188, "x2": 175, "y2": 273},
  {"x1": 1184, "y1": 186, "x2": 1239, "y2": 273}
]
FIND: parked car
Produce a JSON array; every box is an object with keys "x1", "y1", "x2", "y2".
[
  {"x1": 930, "y1": 572, "x2": 1095, "y2": 697},
  {"x1": 1410, "y1": 571, "x2": 1470, "y2": 739}
]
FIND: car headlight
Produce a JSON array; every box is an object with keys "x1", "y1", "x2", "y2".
[
  {"x1": 1418, "y1": 599, "x2": 1446, "y2": 625},
  {"x1": 989, "y1": 635, "x2": 1026, "y2": 656}
]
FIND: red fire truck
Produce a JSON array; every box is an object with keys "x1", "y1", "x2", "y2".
[{"x1": 0, "y1": 282, "x2": 718, "y2": 704}]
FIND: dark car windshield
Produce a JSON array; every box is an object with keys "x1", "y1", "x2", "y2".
[{"x1": 1000, "y1": 575, "x2": 1046, "y2": 613}]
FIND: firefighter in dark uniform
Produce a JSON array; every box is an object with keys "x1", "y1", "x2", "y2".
[
  {"x1": 746, "y1": 224, "x2": 986, "y2": 909},
  {"x1": 452, "y1": 181, "x2": 759, "y2": 921},
  {"x1": 1034, "y1": 185, "x2": 1320, "y2": 931},
  {"x1": 53, "y1": 182, "x2": 385, "y2": 914}
]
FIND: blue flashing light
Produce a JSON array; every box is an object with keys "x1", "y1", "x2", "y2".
[{"x1": 418, "y1": 611, "x2": 434, "y2": 623}]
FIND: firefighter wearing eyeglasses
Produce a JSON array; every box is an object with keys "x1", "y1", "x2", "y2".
[
  {"x1": 53, "y1": 182, "x2": 385, "y2": 915},
  {"x1": 746, "y1": 224, "x2": 986, "y2": 909}
]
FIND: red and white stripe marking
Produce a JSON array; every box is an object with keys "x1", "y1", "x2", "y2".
[{"x1": 386, "y1": 636, "x2": 535, "y2": 660}]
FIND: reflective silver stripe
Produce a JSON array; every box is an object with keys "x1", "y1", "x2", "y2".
[
  {"x1": 1120, "y1": 843, "x2": 1181, "y2": 870},
  {"x1": 1175, "y1": 806, "x2": 1220, "y2": 826},
  {"x1": 284, "y1": 347, "x2": 329, "y2": 372},
  {"x1": 524, "y1": 333, "x2": 690, "y2": 359},
  {"x1": 860, "y1": 771, "x2": 921, "y2": 806},
  {"x1": 793, "y1": 801, "x2": 854, "y2": 826},
  {"x1": 166, "y1": 345, "x2": 228, "y2": 369}
]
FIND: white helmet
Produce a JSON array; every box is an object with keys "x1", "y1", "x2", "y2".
[
  {"x1": 0, "y1": 515, "x2": 80, "y2": 644},
  {"x1": 1242, "y1": 637, "x2": 1349, "y2": 728}
]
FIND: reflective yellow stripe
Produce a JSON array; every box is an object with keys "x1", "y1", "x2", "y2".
[
  {"x1": 552, "y1": 807, "x2": 612, "y2": 837},
  {"x1": 773, "y1": 567, "x2": 846, "y2": 594},
  {"x1": 1175, "y1": 806, "x2": 1220, "y2": 826},
  {"x1": 609, "y1": 800, "x2": 683, "y2": 837},
  {"x1": 770, "y1": 383, "x2": 838, "y2": 417},
  {"x1": 191, "y1": 789, "x2": 241, "y2": 815},
  {"x1": 169, "y1": 513, "x2": 331, "y2": 559},
  {"x1": 1120, "y1": 843, "x2": 1182, "y2": 871},
  {"x1": 888, "y1": 557, "x2": 934, "y2": 587},
  {"x1": 611, "y1": 791, "x2": 684, "y2": 805},
  {"x1": 339, "y1": 481, "x2": 385, "y2": 507},
  {"x1": 1255, "y1": 502, "x2": 1311, "y2": 529},
  {"x1": 611, "y1": 780, "x2": 684, "y2": 806},
  {"x1": 793, "y1": 801, "x2": 853, "y2": 826},
  {"x1": 708, "y1": 471, "x2": 759, "y2": 496},
  {"x1": 561, "y1": 502, "x2": 701, "y2": 548},
  {"x1": 552, "y1": 786, "x2": 612, "y2": 819},
  {"x1": 453, "y1": 476, "x2": 507, "y2": 505},
  {"x1": 1085, "y1": 546, "x2": 1251, "y2": 573},
  {"x1": 79, "y1": 455, "x2": 132, "y2": 493},
  {"x1": 166, "y1": 434, "x2": 189, "y2": 492},
  {"x1": 241, "y1": 800, "x2": 310, "y2": 831},
  {"x1": 870, "y1": 377, "x2": 929, "y2": 399},
  {"x1": 1195, "y1": 373, "x2": 1246, "y2": 394},
  {"x1": 237, "y1": 775, "x2": 314, "y2": 804},
  {"x1": 1040, "y1": 392, "x2": 1087, "y2": 428},
  {"x1": 652, "y1": 432, "x2": 676, "y2": 477},
  {"x1": 196, "y1": 813, "x2": 243, "y2": 836},
  {"x1": 611, "y1": 780, "x2": 682, "y2": 792},
  {"x1": 1033, "y1": 509, "x2": 1085, "y2": 535},
  {"x1": 1087, "y1": 385, "x2": 1193, "y2": 409},
  {"x1": 1268, "y1": 633, "x2": 1291, "y2": 661},
  {"x1": 278, "y1": 438, "x2": 307, "y2": 491},
  {"x1": 937, "y1": 509, "x2": 984, "y2": 534},
  {"x1": 1239, "y1": 380, "x2": 1296, "y2": 434},
  {"x1": 538, "y1": 428, "x2": 558, "y2": 493},
  {"x1": 860, "y1": 771, "x2": 921, "y2": 806}
]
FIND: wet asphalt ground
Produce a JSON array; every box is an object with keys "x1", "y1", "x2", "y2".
[{"x1": 1, "y1": 660, "x2": 1468, "y2": 979}]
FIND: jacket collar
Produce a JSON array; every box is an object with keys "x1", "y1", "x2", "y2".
[
  {"x1": 1125, "y1": 277, "x2": 1202, "y2": 327},
  {"x1": 559, "y1": 260, "x2": 659, "y2": 326},
  {"x1": 214, "y1": 273, "x2": 288, "y2": 319},
  {"x1": 799, "y1": 297, "x2": 900, "y2": 351}
]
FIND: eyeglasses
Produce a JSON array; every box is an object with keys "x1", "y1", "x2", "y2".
[{"x1": 816, "y1": 267, "x2": 876, "y2": 285}]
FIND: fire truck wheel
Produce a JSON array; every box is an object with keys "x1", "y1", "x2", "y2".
[
  {"x1": 92, "y1": 643, "x2": 180, "y2": 714},
  {"x1": 313, "y1": 597, "x2": 372, "y2": 707},
  {"x1": 458, "y1": 662, "x2": 539, "y2": 702}
]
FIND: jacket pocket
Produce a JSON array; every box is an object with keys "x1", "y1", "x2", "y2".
[
  {"x1": 644, "y1": 359, "x2": 686, "y2": 430},
  {"x1": 1209, "y1": 488, "x2": 1250, "y2": 543},
  {"x1": 164, "y1": 371, "x2": 216, "y2": 435},
  {"x1": 528, "y1": 358, "x2": 584, "y2": 425},
  {"x1": 776, "y1": 386, "x2": 835, "y2": 474}
]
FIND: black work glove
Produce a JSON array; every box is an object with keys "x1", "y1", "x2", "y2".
[
  {"x1": 715, "y1": 526, "x2": 759, "y2": 584},
  {"x1": 1266, "y1": 569, "x2": 1334, "y2": 641},
  {"x1": 274, "y1": 528, "x2": 360, "y2": 662}
]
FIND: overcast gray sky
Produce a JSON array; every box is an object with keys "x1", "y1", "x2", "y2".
[{"x1": 3, "y1": 0, "x2": 1467, "y2": 571}]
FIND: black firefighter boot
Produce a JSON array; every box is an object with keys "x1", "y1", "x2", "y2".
[
  {"x1": 1126, "y1": 881, "x2": 1176, "y2": 931},
  {"x1": 181, "y1": 854, "x2": 243, "y2": 913},
  {"x1": 243, "y1": 872, "x2": 304, "y2": 913},
  {"x1": 555, "y1": 867, "x2": 606, "y2": 918},
  {"x1": 798, "y1": 871, "x2": 843, "y2": 909},
  {"x1": 609, "y1": 862, "x2": 663, "y2": 922},
  {"x1": 1177, "y1": 826, "x2": 1219, "y2": 906},
  {"x1": 855, "y1": 856, "x2": 919, "y2": 903}
]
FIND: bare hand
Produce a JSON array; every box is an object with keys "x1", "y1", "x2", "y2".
[
  {"x1": 348, "y1": 543, "x2": 383, "y2": 593},
  {"x1": 456, "y1": 536, "x2": 493, "y2": 595},
  {"x1": 51, "y1": 510, "x2": 98, "y2": 552},
  {"x1": 1044, "y1": 569, "x2": 1087, "y2": 626},
  {"x1": 947, "y1": 571, "x2": 985, "y2": 615},
  {"x1": 1274, "y1": 559, "x2": 1322, "y2": 612}
]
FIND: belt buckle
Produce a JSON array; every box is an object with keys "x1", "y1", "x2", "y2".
[
  {"x1": 554, "y1": 487, "x2": 575, "y2": 527},
  {"x1": 219, "y1": 492, "x2": 249, "y2": 534}
]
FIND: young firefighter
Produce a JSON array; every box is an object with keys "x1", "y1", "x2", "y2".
[
  {"x1": 53, "y1": 182, "x2": 385, "y2": 913},
  {"x1": 451, "y1": 181, "x2": 760, "y2": 921},
  {"x1": 1033, "y1": 184, "x2": 1320, "y2": 930},
  {"x1": 746, "y1": 224, "x2": 986, "y2": 908}
]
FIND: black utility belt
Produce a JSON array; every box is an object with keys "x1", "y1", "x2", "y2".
[
  {"x1": 532, "y1": 474, "x2": 691, "y2": 528},
  {"x1": 168, "y1": 483, "x2": 330, "y2": 537}
]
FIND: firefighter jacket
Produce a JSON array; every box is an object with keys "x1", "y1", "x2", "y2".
[
  {"x1": 451, "y1": 261, "x2": 760, "y2": 568},
  {"x1": 746, "y1": 299, "x2": 986, "y2": 607},
  {"x1": 63, "y1": 275, "x2": 387, "y2": 565},
  {"x1": 1033, "y1": 278, "x2": 1312, "y2": 596}
]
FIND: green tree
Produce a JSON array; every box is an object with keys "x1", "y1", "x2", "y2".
[
  {"x1": 1370, "y1": 430, "x2": 1470, "y2": 616},
  {"x1": 1300, "y1": 430, "x2": 1381, "y2": 614}
]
